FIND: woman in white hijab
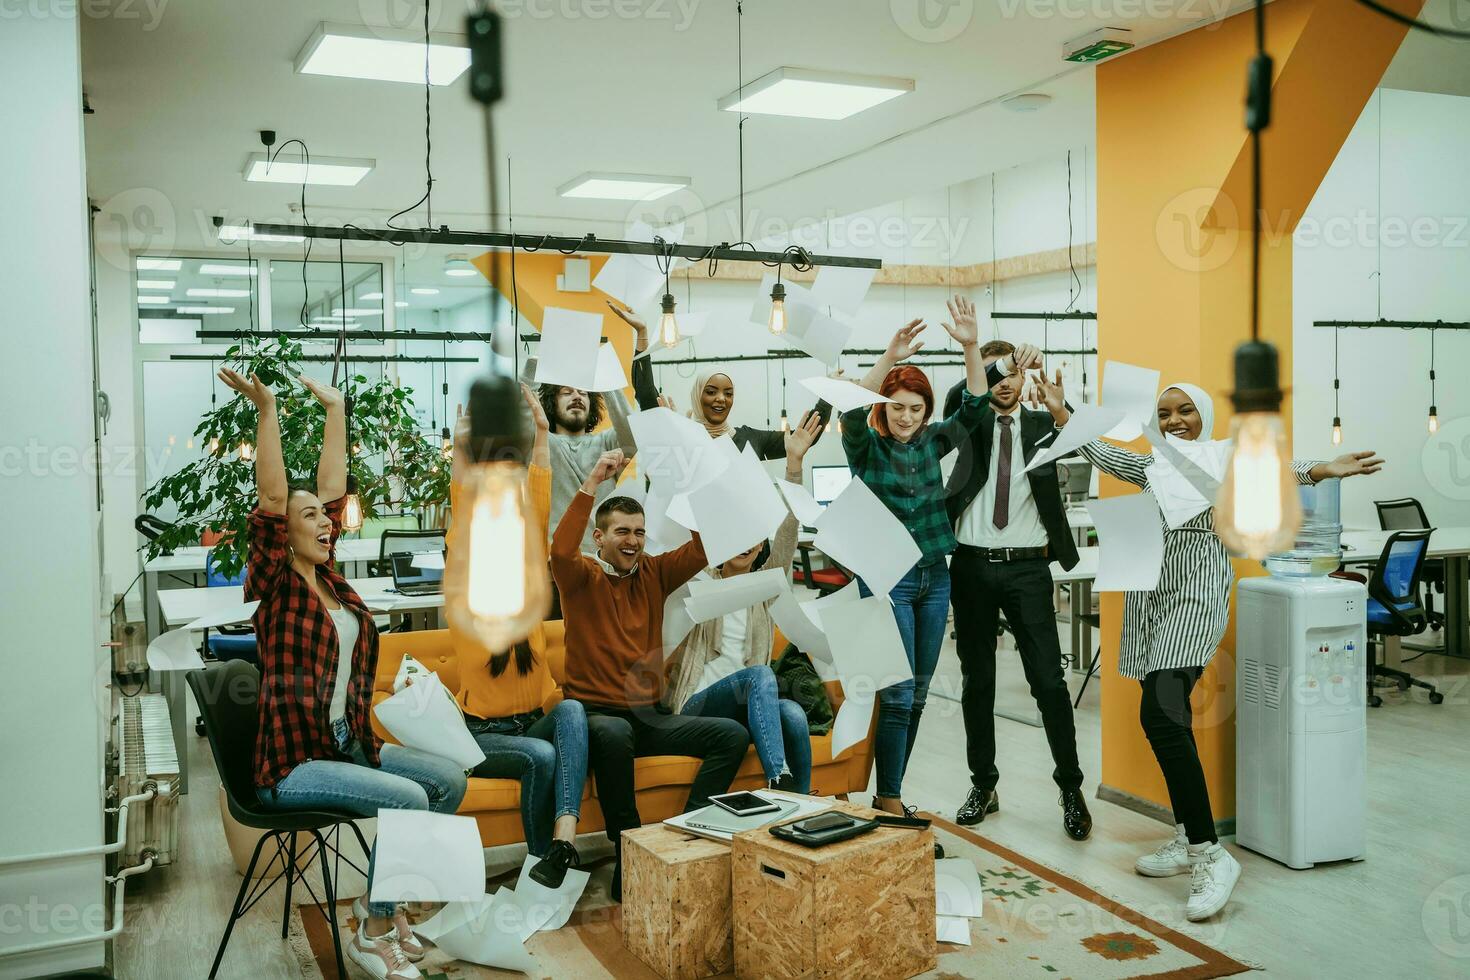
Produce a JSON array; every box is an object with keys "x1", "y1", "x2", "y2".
[{"x1": 1031, "y1": 371, "x2": 1381, "y2": 924}]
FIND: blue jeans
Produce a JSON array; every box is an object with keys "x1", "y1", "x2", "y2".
[
  {"x1": 859, "y1": 561, "x2": 951, "y2": 798},
  {"x1": 681, "y1": 665, "x2": 812, "y2": 793},
  {"x1": 465, "y1": 698, "x2": 588, "y2": 858},
  {"x1": 255, "y1": 718, "x2": 468, "y2": 918}
]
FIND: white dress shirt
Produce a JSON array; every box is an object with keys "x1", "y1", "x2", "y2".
[{"x1": 957, "y1": 408, "x2": 1048, "y2": 549}]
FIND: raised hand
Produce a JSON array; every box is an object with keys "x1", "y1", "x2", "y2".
[
  {"x1": 1025, "y1": 368, "x2": 1066, "y2": 416},
  {"x1": 298, "y1": 374, "x2": 344, "y2": 411},
  {"x1": 606, "y1": 301, "x2": 649, "y2": 349},
  {"x1": 657, "y1": 392, "x2": 676, "y2": 412},
  {"x1": 941, "y1": 296, "x2": 979, "y2": 347},
  {"x1": 589, "y1": 449, "x2": 625, "y2": 485},
  {"x1": 218, "y1": 368, "x2": 275, "y2": 409},
  {"x1": 885, "y1": 319, "x2": 928, "y2": 362},
  {"x1": 1323, "y1": 450, "x2": 1384, "y2": 479},
  {"x1": 521, "y1": 383, "x2": 549, "y2": 433},
  {"x1": 785, "y1": 410, "x2": 823, "y2": 462},
  {"x1": 1011, "y1": 343, "x2": 1042, "y2": 373}
]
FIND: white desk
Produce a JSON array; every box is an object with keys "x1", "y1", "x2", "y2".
[
  {"x1": 156, "y1": 576, "x2": 444, "y2": 627},
  {"x1": 1340, "y1": 527, "x2": 1470, "y2": 659}
]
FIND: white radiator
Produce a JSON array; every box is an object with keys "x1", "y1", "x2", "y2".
[{"x1": 115, "y1": 693, "x2": 180, "y2": 868}]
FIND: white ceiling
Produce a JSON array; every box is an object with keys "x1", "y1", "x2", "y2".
[{"x1": 79, "y1": 0, "x2": 1231, "y2": 254}]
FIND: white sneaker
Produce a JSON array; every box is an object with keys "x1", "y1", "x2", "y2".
[
  {"x1": 1134, "y1": 824, "x2": 1190, "y2": 877},
  {"x1": 347, "y1": 924, "x2": 422, "y2": 980},
  {"x1": 1185, "y1": 842, "x2": 1241, "y2": 922},
  {"x1": 352, "y1": 897, "x2": 426, "y2": 961}
]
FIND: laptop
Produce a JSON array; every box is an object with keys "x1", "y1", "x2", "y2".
[
  {"x1": 389, "y1": 552, "x2": 445, "y2": 596},
  {"x1": 806, "y1": 464, "x2": 854, "y2": 531}
]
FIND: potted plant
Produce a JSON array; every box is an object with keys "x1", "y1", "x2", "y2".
[{"x1": 141, "y1": 337, "x2": 450, "y2": 578}]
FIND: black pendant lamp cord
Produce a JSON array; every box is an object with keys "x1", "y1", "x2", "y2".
[
  {"x1": 388, "y1": 2, "x2": 437, "y2": 233},
  {"x1": 1247, "y1": 0, "x2": 1270, "y2": 344},
  {"x1": 1353, "y1": 0, "x2": 1470, "y2": 39}
]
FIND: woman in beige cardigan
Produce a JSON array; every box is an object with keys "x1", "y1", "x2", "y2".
[{"x1": 663, "y1": 412, "x2": 822, "y2": 792}]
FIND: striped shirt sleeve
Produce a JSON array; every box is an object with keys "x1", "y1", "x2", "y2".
[{"x1": 1078, "y1": 440, "x2": 1151, "y2": 488}]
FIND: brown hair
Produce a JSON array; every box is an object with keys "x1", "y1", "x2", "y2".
[{"x1": 978, "y1": 339, "x2": 1015, "y2": 361}]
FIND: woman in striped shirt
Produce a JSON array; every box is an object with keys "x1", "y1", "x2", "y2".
[
  {"x1": 841, "y1": 299, "x2": 1039, "y2": 816},
  {"x1": 1033, "y1": 373, "x2": 1380, "y2": 923},
  {"x1": 224, "y1": 368, "x2": 465, "y2": 980}
]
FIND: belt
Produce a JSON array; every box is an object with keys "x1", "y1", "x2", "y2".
[{"x1": 960, "y1": 544, "x2": 1049, "y2": 562}]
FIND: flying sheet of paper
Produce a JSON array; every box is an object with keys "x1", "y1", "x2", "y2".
[
  {"x1": 936, "y1": 916, "x2": 972, "y2": 946},
  {"x1": 1101, "y1": 361, "x2": 1161, "y2": 441},
  {"x1": 813, "y1": 478, "x2": 920, "y2": 598},
  {"x1": 593, "y1": 252, "x2": 668, "y2": 310},
  {"x1": 643, "y1": 486, "x2": 694, "y2": 557},
  {"x1": 373, "y1": 673, "x2": 486, "y2": 770},
  {"x1": 768, "y1": 589, "x2": 831, "y2": 661},
  {"x1": 799, "y1": 376, "x2": 894, "y2": 414},
  {"x1": 146, "y1": 628, "x2": 205, "y2": 671},
  {"x1": 935, "y1": 858, "x2": 984, "y2": 918},
  {"x1": 411, "y1": 893, "x2": 487, "y2": 943},
  {"x1": 829, "y1": 692, "x2": 874, "y2": 758},
  {"x1": 749, "y1": 273, "x2": 817, "y2": 329},
  {"x1": 817, "y1": 594, "x2": 913, "y2": 699},
  {"x1": 686, "y1": 444, "x2": 790, "y2": 567},
  {"x1": 1089, "y1": 492, "x2": 1165, "y2": 592},
  {"x1": 810, "y1": 265, "x2": 876, "y2": 316},
  {"x1": 509, "y1": 853, "x2": 591, "y2": 935},
  {"x1": 370, "y1": 810, "x2": 487, "y2": 903},
  {"x1": 684, "y1": 568, "x2": 787, "y2": 623},
  {"x1": 410, "y1": 552, "x2": 446, "y2": 570},
  {"x1": 778, "y1": 306, "x2": 853, "y2": 366},
  {"x1": 1022, "y1": 404, "x2": 1126, "y2": 474},
  {"x1": 775, "y1": 479, "x2": 825, "y2": 528},
  {"x1": 421, "y1": 890, "x2": 539, "y2": 974},
  {"x1": 661, "y1": 572, "x2": 709, "y2": 656},
  {"x1": 628, "y1": 408, "x2": 733, "y2": 498},
  {"x1": 589, "y1": 341, "x2": 629, "y2": 392},
  {"x1": 533, "y1": 307, "x2": 604, "y2": 390}
]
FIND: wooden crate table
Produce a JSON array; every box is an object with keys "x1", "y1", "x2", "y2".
[
  {"x1": 622, "y1": 823, "x2": 735, "y2": 980},
  {"x1": 731, "y1": 801, "x2": 936, "y2": 980}
]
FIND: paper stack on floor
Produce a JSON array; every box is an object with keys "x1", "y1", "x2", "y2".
[{"x1": 935, "y1": 857, "x2": 984, "y2": 945}]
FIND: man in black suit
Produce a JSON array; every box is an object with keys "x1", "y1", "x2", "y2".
[{"x1": 942, "y1": 340, "x2": 1091, "y2": 841}]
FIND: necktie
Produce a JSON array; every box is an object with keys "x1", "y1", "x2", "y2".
[{"x1": 993, "y1": 415, "x2": 1013, "y2": 530}]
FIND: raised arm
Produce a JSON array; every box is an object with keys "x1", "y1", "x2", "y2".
[
  {"x1": 219, "y1": 368, "x2": 286, "y2": 514},
  {"x1": 858, "y1": 319, "x2": 927, "y2": 393},
  {"x1": 299, "y1": 375, "x2": 346, "y2": 502},
  {"x1": 607, "y1": 303, "x2": 663, "y2": 412},
  {"x1": 1034, "y1": 368, "x2": 1151, "y2": 488},
  {"x1": 1304, "y1": 451, "x2": 1383, "y2": 484}
]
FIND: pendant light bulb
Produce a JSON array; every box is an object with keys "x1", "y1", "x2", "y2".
[
  {"x1": 340, "y1": 474, "x2": 364, "y2": 533},
  {"x1": 444, "y1": 375, "x2": 550, "y2": 650},
  {"x1": 779, "y1": 408, "x2": 789, "y2": 433},
  {"x1": 239, "y1": 441, "x2": 253, "y2": 462},
  {"x1": 1428, "y1": 406, "x2": 1439, "y2": 435},
  {"x1": 1330, "y1": 417, "x2": 1342, "y2": 447},
  {"x1": 768, "y1": 281, "x2": 787, "y2": 336},
  {"x1": 1215, "y1": 342, "x2": 1301, "y2": 560},
  {"x1": 441, "y1": 426, "x2": 453, "y2": 461},
  {"x1": 658, "y1": 292, "x2": 680, "y2": 349},
  {"x1": 209, "y1": 436, "x2": 221, "y2": 455}
]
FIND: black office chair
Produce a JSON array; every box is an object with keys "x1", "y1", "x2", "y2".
[
  {"x1": 1375, "y1": 497, "x2": 1446, "y2": 639},
  {"x1": 1342, "y1": 529, "x2": 1443, "y2": 707},
  {"x1": 187, "y1": 661, "x2": 370, "y2": 979},
  {"x1": 370, "y1": 528, "x2": 447, "y2": 577},
  {"x1": 1073, "y1": 611, "x2": 1102, "y2": 708}
]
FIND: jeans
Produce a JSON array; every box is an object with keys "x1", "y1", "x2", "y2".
[
  {"x1": 584, "y1": 706, "x2": 749, "y2": 845},
  {"x1": 949, "y1": 549, "x2": 1084, "y2": 794},
  {"x1": 465, "y1": 698, "x2": 589, "y2": 858},
  {"x1": 681, "y1": 665, "x2": 812, "y2": 793},
  {"x1": 859, "y1": 561, "x2": 951, "y2": 798},
  {"x1": 255, "y1": 718, "x2": 468, "y2": 918},
  {"x1": 1139, "y1": 667, "x2": 1215, "y2": 845}
]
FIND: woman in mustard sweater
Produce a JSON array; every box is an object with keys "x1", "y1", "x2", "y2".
[{"x1": 450, "y1": 386, "x2": 588, "y2": 888}]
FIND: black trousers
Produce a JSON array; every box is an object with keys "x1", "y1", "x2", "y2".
[
  {"x1": 950, "y1": 549, "x2": 1084, "y2": 794},
  {"x1": 1138, "y1": 667, "x2": 1215, "y2": 844},
  {"x1": 584, "y1": 705, "x2": 750, "y2": 844}
]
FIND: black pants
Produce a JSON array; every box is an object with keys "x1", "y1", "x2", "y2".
[
  {"x1": 1139, "y1": 667, "x2": 1215, "y2": 845},
  {"x1": 584, "y1": 705, "x2": 750, "y2": 844},
  {"x1": 950, "y1": 549, "x2": 1084, "y2": 794}
]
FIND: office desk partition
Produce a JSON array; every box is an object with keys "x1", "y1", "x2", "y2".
[{"x1": 1341, "y1": 527, "x2": 1470, "y2": 659}]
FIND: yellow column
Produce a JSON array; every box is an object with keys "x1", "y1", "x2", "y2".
[{"x1": 1093, "y1": 0, "x2": 1418, "y2": 822}]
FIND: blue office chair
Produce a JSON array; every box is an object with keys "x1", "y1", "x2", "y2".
[{"x1": 1361, "y1": 529, "x2": 1442, "y2": 706}]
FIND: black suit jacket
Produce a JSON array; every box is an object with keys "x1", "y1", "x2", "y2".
[{"x1": 941, "y1": 380, "x2": 1080, "y2": 571}]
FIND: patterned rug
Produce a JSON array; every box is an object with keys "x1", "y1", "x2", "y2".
[{"x1": 291, "y1": 817, "x2": 1252, "y2": 979}]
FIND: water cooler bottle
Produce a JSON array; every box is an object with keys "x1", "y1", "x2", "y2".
[{"x1": 1234, "y1": 479, "x2": 1368, "y2": 869}]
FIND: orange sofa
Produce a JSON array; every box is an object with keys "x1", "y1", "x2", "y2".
[{"x1": 373, "y1": 623, "x2": 877, "y2": 847}]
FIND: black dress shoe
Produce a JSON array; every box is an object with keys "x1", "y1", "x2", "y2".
[
  {"x1": 1060, "y1": 788, "x2": 1092, "y2": 841},
  {"x1": 529, "y1": 839, "x2": 581, "y2": 889},
  {"x1": 956, "y1": 787, "x2": 999, "y2": 826}
]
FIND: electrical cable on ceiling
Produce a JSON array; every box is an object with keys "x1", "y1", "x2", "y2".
[
  {"x1": 387, "y1": 1, "x2": 438, "y2": 233},
  {"x1": 1353, "y1": 0, "x2": 1470, "y2": 39},
  {"x1": 263, "y1": 138, "x2": 314, "y2": 329},
  {"x1": 736, "y1": 0, "x2": 746, "y2": 244},
  {"x1": 1064, "y1": 149, "x2": 1082, "y2": 313}
]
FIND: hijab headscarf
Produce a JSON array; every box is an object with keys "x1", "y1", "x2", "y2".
[
  {"x1": 688, "y1": 370, "x2": 733, "y2": 439},
  {"x1": 1158, "y1": 381, "x2": 1215, "y2": 441}
]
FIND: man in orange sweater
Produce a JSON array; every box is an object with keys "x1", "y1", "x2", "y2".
[{"x1": 551, "y1": 449, "x2": 750, "y2": 901}]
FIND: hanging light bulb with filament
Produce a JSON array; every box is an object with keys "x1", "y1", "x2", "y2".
[
  {"x1": 239, "y1": 441, "x2": 254, "y2": 461},
  {"x1": 658, "y1": 291, "x2": 680, "y2": 349},
  {"x1": 768, "y1": 281, "x2": 787, "y2": 336},
  {"x1": 441, "y1": 426, "x2": 453, "y2": 461},
  {"x1": 444, "y1": 375, "x2": 549, "y2": 650},
  {"x1": 1215, "y1": 342, "x2": 1301, "y2": 559},
  {"x1": 1331, "y1": 416, "x2": 1343, "y2": 446},
  {"x1": 340, "y1": 473, "x2": 364, "y2": 533}
]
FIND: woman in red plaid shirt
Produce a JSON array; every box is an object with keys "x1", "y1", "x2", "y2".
[{"x1": 221, "y1": 368, "x2": 465, "y2": 980}]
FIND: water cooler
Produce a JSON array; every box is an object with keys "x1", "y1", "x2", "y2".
[{"x1": 1234, "y1": 479, "x2": 1368, "y2": 869}]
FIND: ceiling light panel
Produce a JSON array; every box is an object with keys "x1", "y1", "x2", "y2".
[
  {"x1": 295, "y1": 23, "x2": 471, "y2": 85},
  {"x1": 243, "y1": 153, "x2": 374, "y2": 186},
  {"x1": 557, "y1": 173, "x2": 690, "y2": 201},
  {"x1": 187, "y1": 288, "x2": 250, "y2": 298},
  {"x1": 718, "y1": 67, "x2": 913, "y2": 120}
]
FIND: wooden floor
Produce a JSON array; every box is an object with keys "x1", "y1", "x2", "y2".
[{"x1": 116, "y1": 626, "x2": 1470, "y2": 979}]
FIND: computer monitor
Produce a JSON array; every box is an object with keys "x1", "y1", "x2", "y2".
[
  {"x1": 1056, "y1": 458, "x2": 1092, "y2": 504},
  {"x1": 811, "y1": 465, "x2": 853, "y2": 508}
]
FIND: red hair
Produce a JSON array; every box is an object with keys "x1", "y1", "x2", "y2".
[{"x1": 868, "y1": 365, "x2": 934, "y2": 437}]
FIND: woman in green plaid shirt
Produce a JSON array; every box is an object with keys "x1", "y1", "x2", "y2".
[{"x1": 841, "y1": 299, "x2": 1041, "y2": 816}]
